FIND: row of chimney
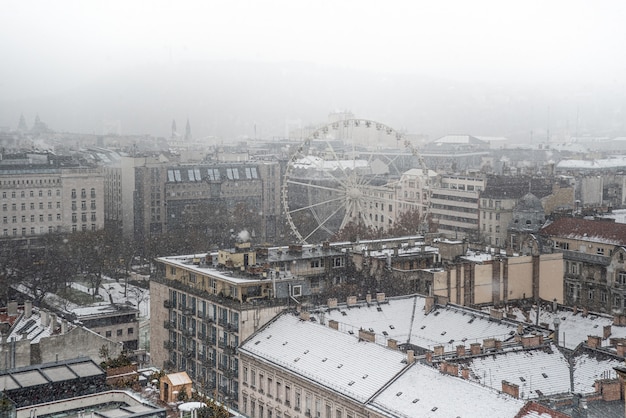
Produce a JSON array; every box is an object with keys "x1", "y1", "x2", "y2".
[{"x1": 327, "y1": 293, "x2": 386, "y2": 308}]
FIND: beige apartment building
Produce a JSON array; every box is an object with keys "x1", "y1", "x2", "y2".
[{"x1": 0, "y1": 153, "x2": 104, "y2": 243}]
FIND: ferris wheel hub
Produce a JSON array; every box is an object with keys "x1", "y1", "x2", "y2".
[{"x1": 347, "y1": 187, "x2": 362, "y2": 200}]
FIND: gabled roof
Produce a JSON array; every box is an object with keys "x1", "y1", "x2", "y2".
[
  {"x1": 368, "y1": 362, "x2": 526, "y2": 418},
  {"x1": 315, "y1": 295, "x2": 525, "y2": 352},
  {"x1": 166, "y1": 371, "x2": 192, "y2": 386},
  {"x1": 240, "y1": 313, "x2": 408, "y2": 403},
  {"x1": 540, "y1": 218, "x2": 626, "y2": 246}
]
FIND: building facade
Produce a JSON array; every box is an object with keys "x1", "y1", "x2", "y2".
[
  {"x1": 429, "y1": 175, "x2": 486, "y2": 240},
  {"x1": 0, "y1": 153, "x2": 104, "y2": 244}
]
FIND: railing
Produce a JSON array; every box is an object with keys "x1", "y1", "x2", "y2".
[
  {"x1": 204, "y1": 316, "x2": 215, "y2": 324},
  {"x1": 182, "y1": 306, "x2": 196, "y2": 316},
  {"x1": 163, "y1": 320, "x2": 176, "y2": 330},
  {"x1": 226, "y1": 322, "x2": 239, "y2": 333},
  {"x1": 183, "y1": 349, "x2": 196, "y2": 359},
  {"x1": 164, "y1": 300, "x2": 175, "y2": 309},
  {"x1": 223, "y1": 345, "x2": 237, "y2": 355},
  {"x1": 163, "y1": 341, "x2": 176, "y2": 350},
  {"x1": 182, "y1": 328, "x2": 196, "y2": 338},
  {"x1": 206, "y1": 337, "x2": 217, "y2": 346}
]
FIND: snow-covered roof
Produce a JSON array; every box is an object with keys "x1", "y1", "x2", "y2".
[
  {"x1": 464, "y1": 345, "x2": 570, "y2": 399},
  {"x1": 504, "y1": 307, "x2": 626, "y2": 351},
  {"x1": 292, "y1": 155, "x2": 370, "y2": 171},
  {"x1": 556, "y1": 156, "x2": 626, "y2": 170},
  {"x1": 240, "y1": 313, "x2": 409, "y2": 403},
  {"x1": 368, "y1": 363, "x2": 525, "y2": 418},
  {"x1": 573, "y1": 352, "x2": 623, "y2": 394},
  {"x1": 314, "y1": 295, "x2": 525, "y2": 352},
  {"x1": 167, "y1": 371, "x2": 192, "y2": 386}
]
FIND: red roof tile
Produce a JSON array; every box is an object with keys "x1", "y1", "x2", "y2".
[{"x1": 540, "y1": 218, "x2": 626, "y2": 245}]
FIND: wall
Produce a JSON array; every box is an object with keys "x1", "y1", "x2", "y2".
[{"x1": 38, "y1": 327, "x2": 122, "y2": 365}]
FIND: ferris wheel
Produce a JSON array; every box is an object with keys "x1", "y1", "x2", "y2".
[{"x1": 281, "y1": 118, "x2": 427, "y2": 244}]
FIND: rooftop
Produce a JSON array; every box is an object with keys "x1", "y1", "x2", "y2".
[
  {"x1": 540, "y1": 218, "x2": 626, "y2": 246},
  {"x1": 240, "y1": 313, "x2": 409, "y2": 403}
]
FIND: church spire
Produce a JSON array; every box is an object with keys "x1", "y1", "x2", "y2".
[
  {"x1": 184, "y1": 118, "x2": 192, "y2": 141},
  {"x1": 17, "y1": 113, "x2": 28, "y2": 132},
  {"x1": 171, "y1": 119, "x2": 178, "y2": 138}
]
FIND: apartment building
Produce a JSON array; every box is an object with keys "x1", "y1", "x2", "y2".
[
  {"x1": 429, "y1": 175, "x2": 486, "y2": 240},
  {"x1": 149, "y1": 241, "x2": 349, "y2": 409},
  {"x1": 479, "y1": 176, "x2": 574, "y2": 248},
  {"x1": 0, "y1": 153, "x2": 104, "y2": 244},
  {"x1": 72, "y1": 304, "x2": 140, "y2": 351},
  {"x1": 103, "y1": 156, "x2": 283, "y2": 246},
  {"x1": 540, "y1": 217, "x2": 626, "y2": 313}
]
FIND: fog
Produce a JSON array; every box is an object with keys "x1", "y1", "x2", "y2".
[{"x1": 1, "y1": 0, "x2": 625, "y2": 140}]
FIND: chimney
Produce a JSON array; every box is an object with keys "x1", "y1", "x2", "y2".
[
  {"x1": 433, "y1": 345, "x2": 444, "y2": 356},
  {"x1": 470, "y1": 343, "x2": 482, "y2": 355},
  {"x1": 495, "y1": 339, "x2": 503, "y2": 351},
  {"x1": 346, "y1": 296, "x2": 357, "y2": 307},
  {"x1": 407, "y1": 350, "x2": 415, "y2": 364},
  {"x1": 328, "y1": 319, "x2": 339, "y2": 330},
  {"x1": 456, "y1": 345, "x2": 466, "y2": 357},
  {"x1": 50, "y1": 313, "x2": 58, "y2": 331},
  {"x1": 483, "y1": 338, "x2": 496, "y2": 350},
  {"x1": 61, "y1": 319, "x2": 68, "y2": 334},
  {"x1": 617, "y1": 343, "x2": 626, "y2": 357},
  {"x1": 502, "y1": 381, "x2": 520, "y2": 399},
  {"x1": 24, "y1": 301, "x2": 32, "y2": 318},
  {"x1": 587, "y1": 335, "x2": 602, "y2": 349},
  {"x1": 604, "y1": 325, "x2": 612, "y2": 339},
  {"x1": 327, "y1": 298, "x2": 338, "y2": 309},
  {"x1": 387, "y1": 339, "x2": 398, "y2": 350},
  {"x1": 358, "y1": 329, "x2": 375, "y2": 343},
  {"x1": 299, "y1": 312, "x2": 310, "y2": 321},
  {"x1": 582, "y1": 307, "x2": 589, "y2": 318},
  {"x1": 490, "y1": 309, "x2": 504, "y2": 320},
  {"x1": 446, "y1": 363, "x2": 459, "y2": 376},
  {"x1": 521, "y1": 334, "x2": 544, "y2": 348},
  {"x1": 424, "y1": 296, "x2": 435, "y2": 314},
  {"x1": 425, "y1": 351, "x2": 433, "y2": 364},
  {"x1": 7, "y1": 301, "x2": 17, "y2": 316},
  {"x1": 461, "y1": 368, "x2": 469, "y2": 379},
  {"x1": 365, "y1": 293, "x2": 372, "y2": 304},
  {"x1": 41, "y1": 310, "x2": 49, "y2": 327},
  {"x1": 376, "y1": 293, "x2": 386, "y2": 303},
  {"x1": 573, "y1": 305, "x2": 578, "y2": 315}
]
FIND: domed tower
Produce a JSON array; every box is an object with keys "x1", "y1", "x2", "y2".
[{"x1": 508, "y1": 193, "x2": 545, "y2": 249}]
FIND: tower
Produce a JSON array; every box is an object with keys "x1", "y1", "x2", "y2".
[
  {"x1": 17, "y1": 114, "x2": 28, "y2": 132},
  {"x1": 184, "y1": 118, "x2": 192, "y2": 141},
  {"x1": 171, "y1": 119, "x2": 178, "y2": 138}
]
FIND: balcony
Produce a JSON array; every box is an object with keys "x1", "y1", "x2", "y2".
[
  {"x1": 163, "y1": 300, "x2": 175, "y2": 309},
  {"x1": 163, "y1": 320, "x2": 176, "y2": 330},
  {"x1": 163, "y1": 341, "x2": 176, "y2": 350},
  {"x1": 223, "y1": 345, "x2": 237, "y2": 355},
  {"x1": 206, "y1": 337, "x2": 217, "y2": 347},
  {"x1": 183, "y1": 349, "x2": 196, "y2": 359},
  {"x1": 182, "y1": 328, "x2": 196, "y2": 338},
  {"x1": 182, "y1": 306, "x2": 196, "y2": 316},
  {"x1": 203, "y1": 316, "x2": 215, "y2": 324},
  {"x1": 226, "y1": 322, "x2": 239, "y2": 333},
  {"x1": 218, "y1": 318, "x2": 228, "y2": 327}
]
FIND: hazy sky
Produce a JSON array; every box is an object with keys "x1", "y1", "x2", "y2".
[{"x1": 2, "y1": 0, "x2": 625, "y2": 137}]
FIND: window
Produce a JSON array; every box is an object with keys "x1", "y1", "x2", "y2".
[
  {"x1": 295, "y1": 390, "x2": 301, "y2": 410},
  {"x1": 245, "y1": 167, "x2": 258, "y2": 179},
  {"x1": 71, "y1": 189, "x2": 76, "y2": 198},
  {"x1": 618, "y1": 271, "x2": 626, "y2": 285},
  {"x1": 251, "y1": 369, "x2": 256, "y2": 388},
  {"x1": 601, "y1": 291, "x2": 608, "y2": 303},
  {"x1": 128, "y1": 328, "x2": 134, "y2": 335},
  {"x1": 105, "y1": 330, "x2": 112, "y2": 338},
  {"x1": 207, "y1": 168, "x2": 220, "y2": 181},
  {"x1": 285, "y1": 384, "x2": 291, "y2": 406},
  {"x1": 227, "y1": 168, "x2": 239, "y2": 180},
  {"x1": 597, "y1": 247, "x2": 605, "y2": 255}
]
